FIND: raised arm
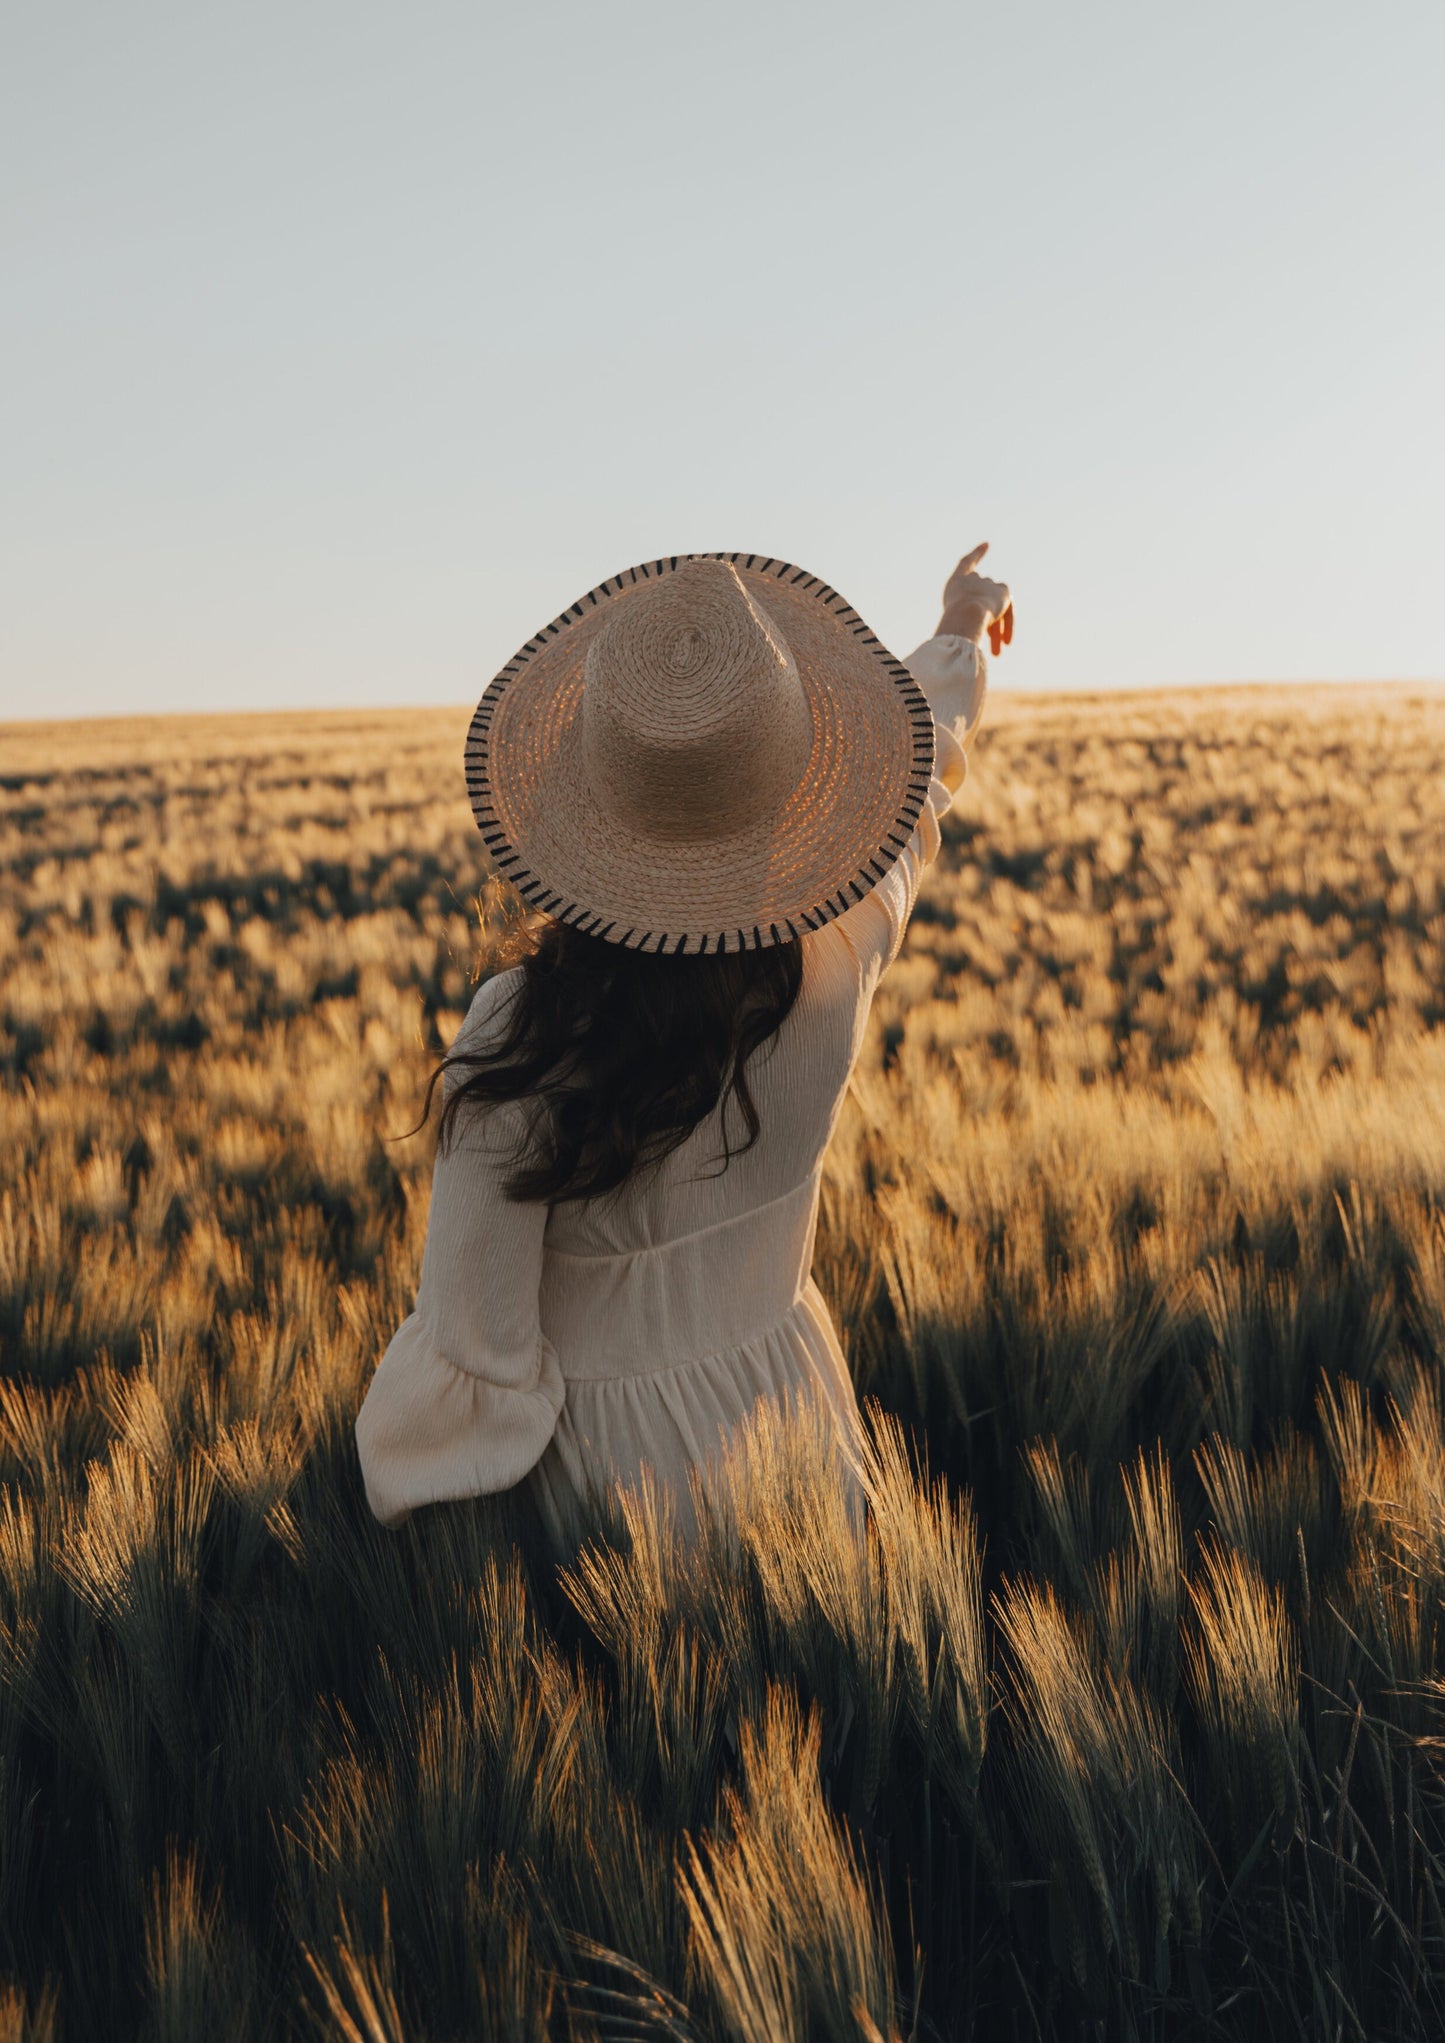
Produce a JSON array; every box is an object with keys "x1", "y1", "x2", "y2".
[{"x1": 832, "y1": 543, "x2": 1013, "y2": 979}]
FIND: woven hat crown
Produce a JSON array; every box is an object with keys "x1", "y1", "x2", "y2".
[{"x1": 580, "y1": 559, "x2": 813, "y2": 843}]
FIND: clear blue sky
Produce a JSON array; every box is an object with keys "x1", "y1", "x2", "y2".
[{"x1": 3, "y1": 0, "x2": 1441, "y2": 720}]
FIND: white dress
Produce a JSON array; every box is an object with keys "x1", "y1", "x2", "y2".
[{"x1": 354, "y1": 635, "x2": 987, "y2": 1544}]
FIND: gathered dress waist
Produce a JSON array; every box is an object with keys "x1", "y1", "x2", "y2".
[{"x1": 539, "y1": 1169, "x2": 823, "y2": 1380}]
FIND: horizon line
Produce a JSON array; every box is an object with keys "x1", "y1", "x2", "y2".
[{"x1": 4, "y1": 673, "x2": 1443, "y2": 736}]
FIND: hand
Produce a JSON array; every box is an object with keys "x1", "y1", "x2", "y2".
[{"x1": 937, "y1": 541, "x2": 1014, "y2": 655}]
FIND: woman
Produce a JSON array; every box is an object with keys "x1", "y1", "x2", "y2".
[{"x1": 354, "y1": 542, "x2": 1014, "y2": 1548}]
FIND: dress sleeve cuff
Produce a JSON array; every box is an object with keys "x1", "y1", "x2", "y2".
[
  {"x1": 903, "y1": 634, "x2": 988, "y2": 765},
  {"x1": 354, "y1": 1309, "x2": 565, "y2": 1530}
]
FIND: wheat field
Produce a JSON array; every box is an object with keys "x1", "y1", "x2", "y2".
[{"x1": 2, "y1": 683, "x2": 1445, "y2": 2040}]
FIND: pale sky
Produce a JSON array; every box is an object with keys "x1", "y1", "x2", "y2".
[{"x1": 2, "y1": 0, "x2": 1442, "y2": 721}]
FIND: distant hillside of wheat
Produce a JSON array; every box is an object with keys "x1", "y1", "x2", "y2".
[{"x1": 2, "y1": 683, "x2": 1444, "y2": 2041}]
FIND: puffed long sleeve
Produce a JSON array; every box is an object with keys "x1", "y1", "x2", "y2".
[
  {"x1": 832, "y1": 633, "x2": 988, "y2": 979},
  {"x1": 354, "y1": 983, "x2": 565, "y2": 1529}
]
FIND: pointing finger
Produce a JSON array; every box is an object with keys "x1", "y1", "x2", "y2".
[{"x1": 958, "y1": 541, "x2": 990, "y2": 574}]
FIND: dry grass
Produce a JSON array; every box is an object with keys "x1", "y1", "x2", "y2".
[{"x1": 2, "y1": 682, "x2": 1444, "y2": 2039}]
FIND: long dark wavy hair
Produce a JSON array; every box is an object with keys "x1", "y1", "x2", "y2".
[{"x1": 419, "y1": 915, "x2": 804, "y2": 1204}]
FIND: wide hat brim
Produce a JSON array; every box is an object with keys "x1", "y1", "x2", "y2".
[{"x1": 464, "y1": 553, "x2": 935, "y2": 953}]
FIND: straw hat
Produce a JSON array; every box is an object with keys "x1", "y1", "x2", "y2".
[{"x1": 464, "y1": 553, "x2": 935, "y2": 954}]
